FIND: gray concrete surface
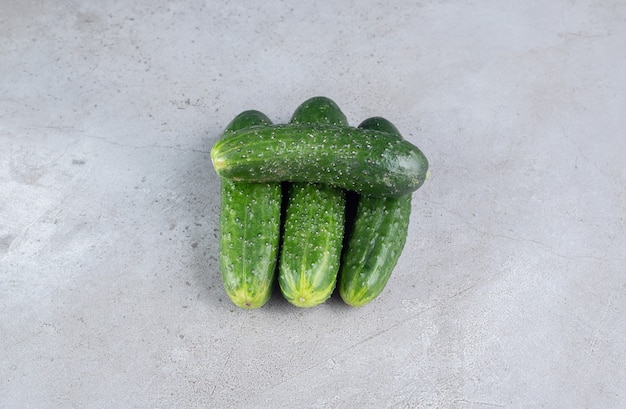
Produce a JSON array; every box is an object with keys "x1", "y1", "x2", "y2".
[{"x1": 1, "y1": 1, "x2": 625, "y2": 408}]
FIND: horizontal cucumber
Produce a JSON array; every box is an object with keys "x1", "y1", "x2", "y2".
[
  {"x1": 339, "y1": 117, "x2": 412, "y2": 306},
  {"x1": 218, "y1": 110, "x2": 282, "y2": 309},
  {"x1": 278, "y1": 97, "x2": 347, "y2": 307},
  {"x1": 210, "y1": 124, "x2": 428, "y2": 197}
]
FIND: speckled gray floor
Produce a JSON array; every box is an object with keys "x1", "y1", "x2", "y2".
[{"x1": 2, "y1": 1, "x2": 625, "y2": 408}]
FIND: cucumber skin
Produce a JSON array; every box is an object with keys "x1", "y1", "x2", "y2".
[
  {"x1": 339, "y1": 117, "x2": 412, "y2": 307},
  {"x1": 279, "y1": 183, "x2": 345, "y2": 307},
  {"x1": 289, "y1": 96, "x2": 348, "y2": 126},
  {"x1": 278, "y1": 97, "x2": 347, "y2": 308},
  {"x1": 211, "y1": 124, "x2": 428, "y2": 197},
  {"x1": 219, "y1": 110, "x2": 282, "y2": 309}
]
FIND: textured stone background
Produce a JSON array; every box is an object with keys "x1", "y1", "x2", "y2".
[{"x1": 1, "y1": 1, "x2": 625, "y2": 407}]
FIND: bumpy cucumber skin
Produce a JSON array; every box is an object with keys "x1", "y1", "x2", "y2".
[
  {"x1": 289, "y1": 96, "x2": 348, "y2": 126},
  {"x1": 219, "y1": 110, "x2": 282, "y2": 309},
  {"x1": 339, "y1": 117, "x2": 412, "y2": 307},
  {"x1": 278, "y1": 97, "x2": 347, "y2": 308},
  {"x1": 279, "y1": 183, "x2": 345, "y2": 307},
  {"x1": 211, "y1": 124, "x2": 428, "y2": 197}
]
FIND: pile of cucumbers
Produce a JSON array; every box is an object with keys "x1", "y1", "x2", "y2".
[{"x1": 210, "y1": 97, "x2": 429, "y2": 309}]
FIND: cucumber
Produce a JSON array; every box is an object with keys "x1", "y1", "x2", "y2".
[
  {"x1": 210, "y1": 123, "x2": 428, "y2": 197},
  {"x1": 218, "y1": 110, "x2": 282, "y2": 309},
  {"x1": 278, "y1": 97, "x2": 347, "y2": 307},
  {"x1": 289, "y1": 96, "x2": 348, "y2": 126},
  {"x1": 339, "y1": 117, "x2": 412, "y2": 307}
]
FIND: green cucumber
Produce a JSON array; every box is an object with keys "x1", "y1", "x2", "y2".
[
  {"x1": 339, "y1": 117, "x2": 412, "y2": 306},
  {"x1": 289, "y1": 96, "x2": 348, "y2": 126},
  {"x1": 278, "y1": 97, "x2": 347, "y2": 307},
  {"x1": 211, "y1": 123, "x2": 428, "y2": 197},
  {"x1": 218, "y1": 110, "x2": 282, "y2": 309}
]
